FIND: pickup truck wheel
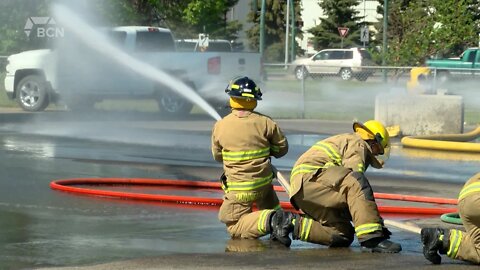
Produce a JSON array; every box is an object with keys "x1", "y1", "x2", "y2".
[
  {"x1": 156, "y1": 90, "x2": 193, "y2": 116},
  {"x1": 295, "y1": 66, "x2": 308, "y2": 80},
  {"x1": 16, "y1": 75, "x2": 49, "y2": 112},
  {"x1": 339, "y1": 68, "x2": 353, "y2": 81}
]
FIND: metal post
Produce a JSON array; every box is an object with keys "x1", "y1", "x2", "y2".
[
  {"x1": 301, "y1": 66, "x2": 305, "y2": 119},
  {"x1": 285, "y1": 0, "x2": 290, "y2": 67},
  {"x1": 363, "y1": 0, "x2": 366, "y2": 47},
  {"x1": 382, "y1": 0, "x2": 388, "y2": 83},
  {"x1": 260, "y1": 0, "x2": 266, "y2": 59},
  {"x1": 290, "y1": 0, "x2": 295, "y2": 62}
]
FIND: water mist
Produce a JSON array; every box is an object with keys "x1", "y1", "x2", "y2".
[{"x1": 52, "y1": 4, "x2": 222, "y2": 121}]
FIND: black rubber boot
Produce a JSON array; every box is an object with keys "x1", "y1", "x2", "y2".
[
  {"x1": 361, "y1": 237, "x2": 402, "y2": 253},
  {"x1": 270, "y1": 209, "x2": 295, "y2": 247},
  {"x1": 421, "y1": 228, "x2": 448, "y2": 264}
]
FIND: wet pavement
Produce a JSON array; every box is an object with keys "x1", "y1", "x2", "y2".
[{"x1": 0, "y1": 111, "x2": 477, "y2": 269}]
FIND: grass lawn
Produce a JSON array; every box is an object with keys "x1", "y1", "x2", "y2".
[{"x1": 0, "y1": 74, "x2": 477, "y2": 125}]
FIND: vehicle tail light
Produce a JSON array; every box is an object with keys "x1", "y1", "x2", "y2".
[
  {"x1": 148, "y1": 27, "x2": 159, "y2": 32},
  {"x1": 208, "y1": 56, "x2": 221, "y2": 74}
]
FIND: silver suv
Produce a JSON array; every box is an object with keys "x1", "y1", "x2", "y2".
[{"x1": 292, "y1": 47, "x2": 375, "y2": 81}]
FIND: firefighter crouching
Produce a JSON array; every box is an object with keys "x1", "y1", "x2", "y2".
[
  {"x1": 287, "y1": 120, "x2": 402, "y2": 253},
  {"x1": 421, "y1": 172, "x2": 480, "y2": 264},
  {"x1": 211, "y1": 76, "x2": 294, "y2": 247}
]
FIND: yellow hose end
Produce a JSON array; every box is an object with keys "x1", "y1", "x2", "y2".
[{"x1": 387, "y1": 125, "x2": 401, "y2": 138}]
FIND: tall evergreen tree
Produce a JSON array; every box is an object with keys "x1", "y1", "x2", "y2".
[
  {"x1": 246, "y1": 0, "x2": 302, "y2": 62},
  {"x1": 308, "y1": 0, "x2": 363, "y2": 50}
]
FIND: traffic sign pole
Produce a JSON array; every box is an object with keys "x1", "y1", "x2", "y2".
[
  {"x1": 360, "y1": 26, "x2": 369, "y2": 47},
  {"x1": 337, "y1": 27, "x2": 349, "y2": 48}
]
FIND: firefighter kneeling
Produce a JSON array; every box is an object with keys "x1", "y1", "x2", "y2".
[
  {"x1": 288, "y1": 120, "x2": 402, "y2": 253},
  {"x1": 211, "y1": 76, "x2": 294, "y2": 246},
  {"x1": 421, "y1": 172, "x2": 480, "y2": 264}
]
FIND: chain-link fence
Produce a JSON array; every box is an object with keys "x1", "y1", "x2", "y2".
[
  {"x1": 265, "y1": 63, "x2": 413, "y2": 84},
  {"x1": 257, "y1": 63, "x2": 479, "y2": 125}
]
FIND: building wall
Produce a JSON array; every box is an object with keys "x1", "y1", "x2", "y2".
[{"x1": 227, "y1": 1, "x2": 253, "y2": 50}]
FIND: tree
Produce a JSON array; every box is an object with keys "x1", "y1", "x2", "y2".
[
  {"x1": 181, "y1": 0, "x2": 241, "y2": 40},
  {"x1": 0, "y1": 0, "x2": 51, "y2": 55},
  {"x1": 110, "y1": 0, "x2": 242, "y2": 40},
  {"x1": 374, "y1": 0, "x2": 480, "y2": 66},
  {"x1": 247, "y1": 0, "x2": 303, "y2": 62},
  {"x1": 308, "y1": 0, "x2": 363, "y2": 50}
]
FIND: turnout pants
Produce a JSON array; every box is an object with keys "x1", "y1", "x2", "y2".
[
  {"x1": 218, "y1": 183, "x2": 280, "y2": 239},
  {"x1": 291, "y1": 167, "x2": 383, "y2": 246},
  {"x1": 453, "y1": 194, "x2": 480, "y2": 264}
]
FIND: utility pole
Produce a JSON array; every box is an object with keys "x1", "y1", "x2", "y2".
[
  {"x1": 382, "y1": 0, "x2": 388, "y2": 83},
  {"x1": 363, "y1": 0, "x2": 366, "y2": 47},
  {"x1": 260, "y1": 0, "x2": 266, "y2": 60},
  {"x1": 285, "y1": 0, "x2": 290, "y2": 67},
  {"x1": 290, "y1": 0, "x2": 295, "y2": 62}
]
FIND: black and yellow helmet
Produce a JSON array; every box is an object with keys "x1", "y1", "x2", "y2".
[{"x1": 225, "y1": 76, "x2": 262, "y2": 100}]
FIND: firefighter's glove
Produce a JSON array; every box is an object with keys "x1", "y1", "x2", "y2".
[{"x1": 220, "y1": 173, "x2": 228, "y2": 191}]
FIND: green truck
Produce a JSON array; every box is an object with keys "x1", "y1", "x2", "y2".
[{"x1": 426, "y1": 47, "x2": 480, "y2": 81}]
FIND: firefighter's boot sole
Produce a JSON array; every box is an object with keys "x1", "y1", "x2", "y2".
[{"x1": 421, "y1": 228, "x2": 443, "y2": 264}]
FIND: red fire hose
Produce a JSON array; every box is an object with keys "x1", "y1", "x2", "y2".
[{"x1": 50, "y1": 178, "x2": 458, "y2": 215}]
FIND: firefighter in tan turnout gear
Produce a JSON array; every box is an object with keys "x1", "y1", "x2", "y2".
[
  {"x1": 287, "y1": 120, "x2": 402, "y2": 253},
  {"x1": 421, "y1": 172, "x2": 480, "y2": 264},
  {"x1": 211, "y1": 76, "x2": 293, "y2": 247}
]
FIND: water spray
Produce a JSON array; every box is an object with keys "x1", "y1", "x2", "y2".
[{"x1": 52, "y1": 4, "x2": 222, "y2": 121}]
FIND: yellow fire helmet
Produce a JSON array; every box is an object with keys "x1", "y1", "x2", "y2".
[
  {"x1": 353, "y1": 120, "x2": 390, "y2": 168},
  {"x1": 353, "y1": 120, "x2": 390, "y2": 153}
]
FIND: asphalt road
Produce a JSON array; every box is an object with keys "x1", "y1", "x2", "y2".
[{"x1": 0, "y1": 110, "x2": 476, "y2": 270}]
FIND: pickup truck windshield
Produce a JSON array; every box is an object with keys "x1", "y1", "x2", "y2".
[
  {"x1": 135, "y1": 31, "x2": 175, "y2": 52},
  {"x1": 467, "y1": 51, "x2": 477, "y2": 62},
  {"x1": 176, "y1": 40, "x2": 232, "y2": 52},
  {"x1": 201, "y1": 42, "x2": 232, "y2": 52}
]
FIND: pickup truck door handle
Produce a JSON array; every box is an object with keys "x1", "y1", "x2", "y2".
[{"x1": 239, "y1": 58, "x2": 245, "y2": 65}]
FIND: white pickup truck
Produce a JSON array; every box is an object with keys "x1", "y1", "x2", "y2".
[{"x1": 4, "y1": 26, "x2": 262, "y2": 115}]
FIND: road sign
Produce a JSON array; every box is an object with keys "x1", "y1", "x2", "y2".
[
  {"x1": 360, "y1": 26, "x2": 369, "y2": 42},
  {"x1": 338, "y1": 27, "x2": 349, "y2": 38}
]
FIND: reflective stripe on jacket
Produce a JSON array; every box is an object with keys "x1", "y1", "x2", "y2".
[
  {"x1": 211, "y1": 110, "x2": 288, "y2": 192},
  {"x1": 458, "y1": 172, "x2": 480, "y2": 200},
  {"x1": 289, "y1": 133, "x2": 374, "y2": 198}
]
